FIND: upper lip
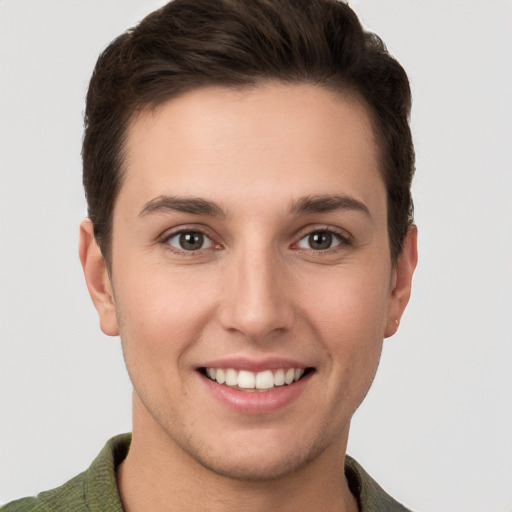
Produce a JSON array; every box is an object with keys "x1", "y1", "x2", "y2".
[{"x1": 198, "y1": 357, "x2": 310, "y2": 372}]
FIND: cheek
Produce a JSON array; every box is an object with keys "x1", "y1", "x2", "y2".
[
  {"x1": 304, "y1": 263, "x2": 390, "y2": 335},
  {"x1": 301, "y1": 263, "x2": 390, "y2": 377},
  {"x1": 113, "y1": 268, "x2": 217, "y2": 376}
]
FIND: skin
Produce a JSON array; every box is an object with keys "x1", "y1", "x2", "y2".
[{"x1": 80, "y1": 83, "x2": 417, "y2": 512}]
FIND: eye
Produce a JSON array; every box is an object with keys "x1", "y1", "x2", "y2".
[
  {"x1": 166, "y1": 231, "x2": 214, "y2": 251},
  {"x1": 297, "y1": 230, "x2": 343, "y2": 251}
]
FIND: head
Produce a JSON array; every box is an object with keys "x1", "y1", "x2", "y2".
[
  {"x1": 79, "y1": 0, "x2": 417, "y2": 487},
  {"x1": 82, "y1": 0, "x2": 414, "y2": 268}
]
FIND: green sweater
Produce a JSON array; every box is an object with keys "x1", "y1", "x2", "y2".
[{"x1": 1, "y1": 434, "x2": 412, "y2": 511}]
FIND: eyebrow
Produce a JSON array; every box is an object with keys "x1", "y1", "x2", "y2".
[
  {"x1": 290, "y1": 194, "x2": 371, "y2": 217},
  {"x1": 139, "y1": 195, "x2": 227, "y2": 218},
  {"x1": 139, "y1": 193, "x2": 371, "y2": 220}
]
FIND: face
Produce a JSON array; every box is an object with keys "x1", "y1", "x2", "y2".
[{"x1": 81, "y1": 83, "x2": 416, "y2": 481}]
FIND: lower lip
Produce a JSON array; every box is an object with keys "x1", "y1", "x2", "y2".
[{"x1": 200, "y1": 371, "x2": 313, "y2": 415}]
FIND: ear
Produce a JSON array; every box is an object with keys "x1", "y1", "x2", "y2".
[
  {"x1": 79, "y1": 219, "x2": 119, "y2": 336},
  {"x1": 384, "y1": 224, "x2": 418, "y2": 338}
]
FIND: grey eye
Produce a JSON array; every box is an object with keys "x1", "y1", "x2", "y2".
[
  {"x1": 167, "y1": 231, "x2": 211, "y2": 251},
  {"x1": 298, "y1": 231, "x2": 340, "y2": 251}
]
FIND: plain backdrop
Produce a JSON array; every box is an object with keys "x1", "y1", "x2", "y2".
[{"x1": 1, "y1": 1, "x2": 511, "y2": 510}]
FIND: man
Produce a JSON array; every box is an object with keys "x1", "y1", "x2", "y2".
[{"x1": 2, "y1": 0, "x2": 417, "y2": 510}]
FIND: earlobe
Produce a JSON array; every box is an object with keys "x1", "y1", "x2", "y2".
[
  {"x1": 384, "y1": 224, "x2": 418, "y2": 338},
  {"x1": 79, "y1": 219, "x2": 119, "y2": 336}
]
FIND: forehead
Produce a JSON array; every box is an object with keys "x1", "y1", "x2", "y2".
[{"x1": 120, "y1": 83, "x2": 385, "y2": 217}]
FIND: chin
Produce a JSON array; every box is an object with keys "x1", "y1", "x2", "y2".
[
  {"x1": 175, "y1": 426, "x2": 334, "y2": 482},
  {"x1": 194, "y1": 448, "x2": 315, "y2": 482}
]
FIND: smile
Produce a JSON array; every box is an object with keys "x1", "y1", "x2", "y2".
[{"x1": 203, "y1": 367, "x2": 311, "y2": 392}]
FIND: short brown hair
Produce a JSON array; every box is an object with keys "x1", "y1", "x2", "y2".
[{"x1": 83, "y1": 0, "x2": 414, "y2": 264}]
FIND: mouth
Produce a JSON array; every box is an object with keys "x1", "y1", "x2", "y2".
[{"x1": 199, "y1": 366, "x2": 315, "y2": 392}]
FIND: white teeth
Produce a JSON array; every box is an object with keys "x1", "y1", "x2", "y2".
[
  {"x1": 216, "y1": 368, "x2": 226, "y2": 384},
  {"x1": 207, "y1": 367, "x2": 308, "y2": 390},
  {"x1": 237, "y1": 370, "x2": 256, "y2": 389},
  {"x1": 255, "y1": 370, "x2": 274, "y2": 390},
  {"x1": 284, "y1": 368, "x2": 295, "y2": 385},
  {"x1": 225, "y1": 368, "x2": 238, "y2": 386},
  {"x1": 274, "y1": 369, "x2": 285, "y2": 386}
]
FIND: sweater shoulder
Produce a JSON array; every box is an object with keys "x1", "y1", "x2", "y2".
[{"x1": 1, "y1": 472, "x2": 89, "y2": 512}]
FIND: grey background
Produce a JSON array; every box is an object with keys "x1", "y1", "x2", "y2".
[{"x1": 1, "y1": 1, "x2": 511, "y2": 510}]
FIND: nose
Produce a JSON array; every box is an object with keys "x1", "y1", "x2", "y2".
[{"x1": 218, "y1": 244, "x2": 295, "y2": 341}]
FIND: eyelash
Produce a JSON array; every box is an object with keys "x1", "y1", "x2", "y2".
[{"x1": 162, "y1": 226, "x2": 351, "y2": 255}]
